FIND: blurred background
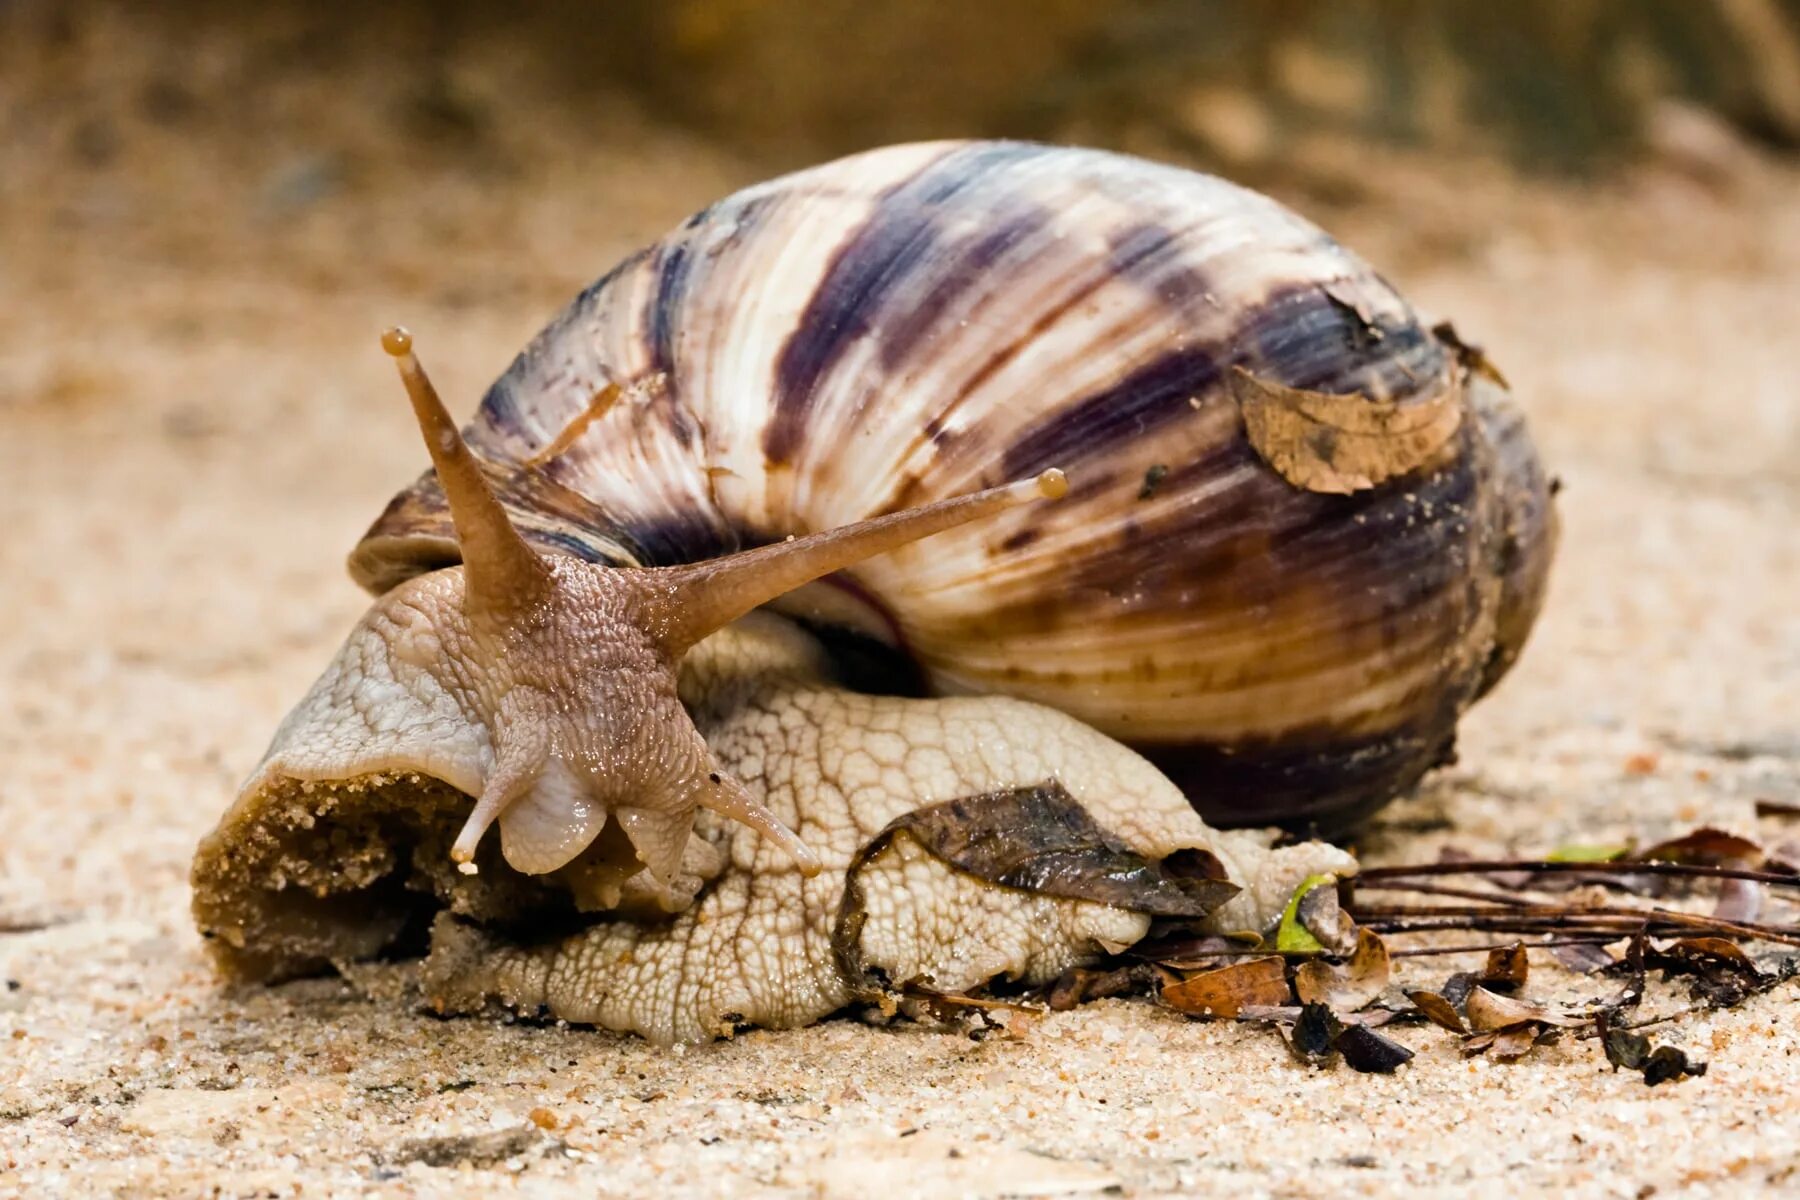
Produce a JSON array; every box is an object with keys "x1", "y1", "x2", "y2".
[{"x1": 6, "y1": 0, "x2": 1799, "y2": 312}]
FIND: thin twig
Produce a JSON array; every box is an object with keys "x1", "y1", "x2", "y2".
[
  {"x1": 1349, "y1": 880, "x2": 1537, "y2": 907},
  {"x1": 1357, "y1": 859, "x2": 1800, "y2": 888},
  {"x1": 1349, "y1": 901, "x2": 1800, "y2": 947},
  {"x1": 1386, "y1": 936, "x2": 1621, "y2": 959}
]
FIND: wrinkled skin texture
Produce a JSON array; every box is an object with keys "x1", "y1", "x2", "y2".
[
  {"x1": 194, "y1": 606, "x2": 1351, "y2": 1045},
  {"x1": 354, "y1": 559, "x2": 806, "y2": 890}
]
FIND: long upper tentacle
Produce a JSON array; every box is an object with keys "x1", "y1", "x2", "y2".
[
  {"x1": 647, "y1": 469, "x2": 1067, "y2": 654},
  {"x1": 381, "y1": 326, "x2": 552, "y2": 621}
]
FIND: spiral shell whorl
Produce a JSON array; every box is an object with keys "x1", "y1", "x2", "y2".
[{"x1": 353, "y1": 140, "x2": 1554, "y2": 830}]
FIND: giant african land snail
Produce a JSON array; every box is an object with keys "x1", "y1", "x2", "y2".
[{"x1": 192, "y1": 141, "x2": 1554, "y2": 1043}]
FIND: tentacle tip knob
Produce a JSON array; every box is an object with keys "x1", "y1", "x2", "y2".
[
  {"x1": 456, "y1": 861, "x2": 479, "y2": 877},
  {"x1": 1035, "y1": 467, "x2": 1069, "y2": 501},
  {"x1": 380, "y1": 326, "x2": 414, "y2": 358}
]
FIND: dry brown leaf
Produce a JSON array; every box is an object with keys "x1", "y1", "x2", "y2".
[
  {"x1": 1161, "y1": 956, "x2": 1291, "y2": 1018},
  {"x1": 1231, "y1": 365, "x2": 1463, "y2": 495}
]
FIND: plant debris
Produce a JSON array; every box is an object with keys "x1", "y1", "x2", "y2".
[
  {"x1": 1596, "y1": 1009, "x2": 1708, "y2": 1086},
  {"x1": 1009, "y1": 824, "x2": 1798, "y2": 1083},
  {"x1": 1480, "y1": 942, "x2": 1530, "y2": 991},
  {"x1": 1282, "y1": 1003, "x2": 1413, "y2": 1073}
]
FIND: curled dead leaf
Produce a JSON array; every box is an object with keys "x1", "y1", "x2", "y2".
[
  {"x1": 837, "y1": 783, "x2": 1239, "y2": 992},
  {"x1": 1289, "y1": 1001, "x2": 1342, "y2": 1066},
  {"x1": 1295, "y1": 880, "x2": 1357, "y2": 954},
  {"x1": 1636, "y1": 828, "x2": 1764, "y2": 867},
  {"x1": 1294, "y1": 928, "x2": 1391, "y2": 1012},
  {"x1": 1407, "y1": 990, "x2": 1467, "y2": 1034},
  {"x1": 1275, "y1": 874, "x2": 1338, "y2": 954},
  {"x1": 1046, "y1": 964, "x2": 1160, "y2": 1012}
]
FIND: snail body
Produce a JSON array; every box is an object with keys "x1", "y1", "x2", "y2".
[{"x1": 192, "y1": 141, "x2": 1552, "y2": 1041}]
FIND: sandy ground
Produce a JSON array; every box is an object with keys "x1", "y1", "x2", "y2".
[{"x1": 4, "y1": 10, "x2": 1800, "y2": 1198}]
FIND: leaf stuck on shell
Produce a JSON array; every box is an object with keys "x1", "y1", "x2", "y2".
[{"x1": 1231, "y1": 365, "x2": 1464, "y2": 495}]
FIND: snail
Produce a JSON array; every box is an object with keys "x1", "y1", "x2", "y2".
[{"x1": 191, "y1": 140, "x2": 1553, "y2": 1043}]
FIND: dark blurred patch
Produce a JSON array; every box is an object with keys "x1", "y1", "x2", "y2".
[{"x1": 7, "y1": 0, "x2": 1795, "y2": 181}]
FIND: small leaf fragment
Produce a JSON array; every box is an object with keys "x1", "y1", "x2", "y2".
[
  {"x1": 1546, "y1": 844, "x2": 1629, "y2": 863},
  {"x1": 1440, "y1": 971, "x2": 1479, "y2": 1012},
  {"x1": 1642, "y1": 1045, "x2": 1708, "y2": 1086},
  {"x1": 1161, "y1": 956, "x2": 1291, "y2": 1019},
  {"x1": 1599, "y1": 1021, "x2": 1651, "y2": 1072},
  {"x1": 1550, "y1": 941, "x2": 1617, "y2": 974},
  {"x1": 1333, "y1": 1024, "x2": 1415, "y2": 1074},
  {"x1": 1490, "y1": 1024, "x2": 1547, "y2": 1062},
  {"x1": 849, "y1": 783, "x2": 1239, "y2": 917},
  {"x1": 1046, "y1": 964, "x2": 1159, "y2": 1012},
  {"x1": 1295, "y1": 881, "x2": 1357, "y2": 954},
  {"x1": 1598, "y1": 1009, "x2": 1708, "y2": 1085},
  {"x1": 1289, "y1": 1002, "x2": 1343, "y2": 1066},
  {"x1": 1276, "y1": 875, "x2": 1337, "y2": 954},
  {"x1": 1461, "y1": 1031, "x2": 1499, "y2": 1056},
  {"x1": 1479, "y1": 942, "x2": 1530, "y2": 992}
]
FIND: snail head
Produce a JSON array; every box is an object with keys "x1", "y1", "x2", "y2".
[{"x1": 366, "y1": 327, "x2": 1066, "y2": 903}]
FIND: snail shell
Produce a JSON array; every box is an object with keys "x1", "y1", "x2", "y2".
[{"x1": 351, "y1": 139, "x2": 1555, "y2": 831}]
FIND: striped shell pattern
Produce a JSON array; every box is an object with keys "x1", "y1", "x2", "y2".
[{"x1": 351, "y1": 140, "x2": 1555, "y2": 831}]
